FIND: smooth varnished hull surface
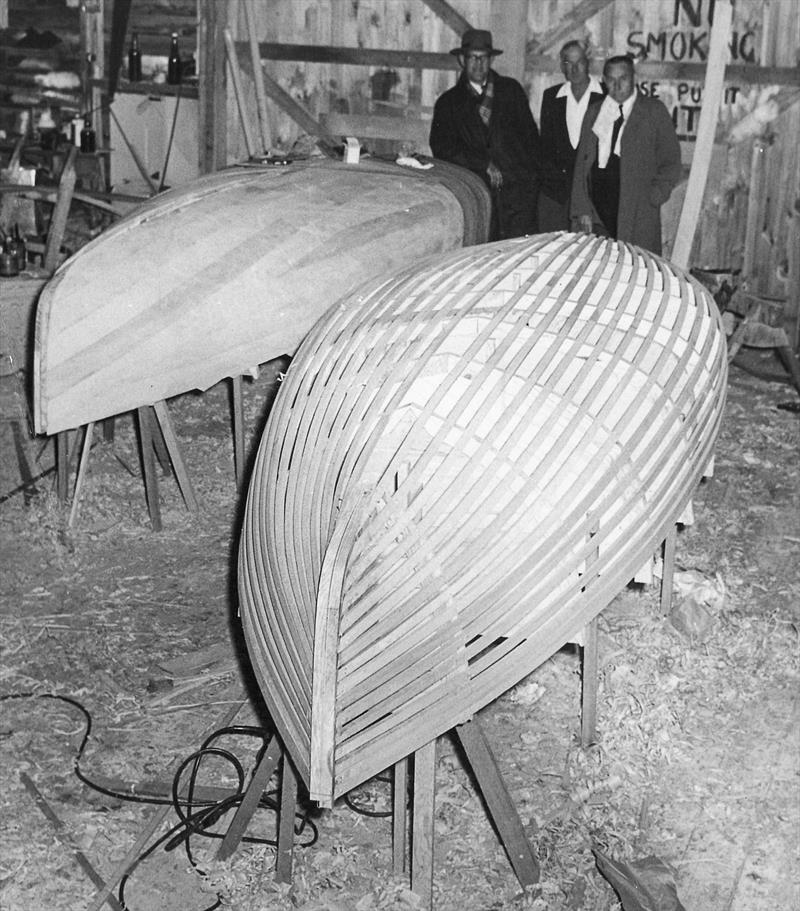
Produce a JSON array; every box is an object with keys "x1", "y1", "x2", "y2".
[
  {"x1": 34, "y1": 158, "x2": 489, "y2": 434},
  {"x1": 238, "y1": 233, "x2": 728, "y2": 804}
]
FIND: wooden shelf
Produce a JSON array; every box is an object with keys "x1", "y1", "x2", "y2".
[{"x1": 92, "y1": 78, "x2": 198, "y2": 100}]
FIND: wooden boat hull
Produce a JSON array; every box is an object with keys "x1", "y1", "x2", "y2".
[
  {"x1": 33, "y1": 158, "x2": 489, "y2": 434},
  {"x1": 238, "y1": 233, "x2": 728, "y2": 806}
]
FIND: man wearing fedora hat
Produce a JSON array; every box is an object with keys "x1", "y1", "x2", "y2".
[{"x1": 430, "y1": 28, "x2": 541, "y2": 241}]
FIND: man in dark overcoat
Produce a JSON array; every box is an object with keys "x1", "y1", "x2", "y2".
[
  {"x1": 430, "y1": 29, "x2": 541, "y2": 241},
  {"x1": 570, "y1": 55, "x2": 682, "y2": 255}
]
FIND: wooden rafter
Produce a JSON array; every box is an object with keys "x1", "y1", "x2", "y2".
[
  {"x1": 254, "y1": 41, "x2": 458, "y2": 72},
  {"x1": 419, "y1": 0, "x2": 471, "y2": 36},
  {"x1": 530, "y1": 0, "x2": 615, "y2": 53}
]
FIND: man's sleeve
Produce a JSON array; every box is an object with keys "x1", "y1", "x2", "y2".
[
  {"x1": 430, "y1": 93, "x2": 489, "y2": 174},
  {"x1": 649, "y1": 101, "x2": 682, "y2": 207}
]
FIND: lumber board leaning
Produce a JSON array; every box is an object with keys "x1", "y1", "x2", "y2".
[
  {"x1": 33, "y1": 158, "x2": 490, "y2": 436},
  {"x1": 238, "y1": 233, "x2": 728, "y2": 807},
  {"x1": 672, "y1": 0, "x2": 732, "y2": 270}
]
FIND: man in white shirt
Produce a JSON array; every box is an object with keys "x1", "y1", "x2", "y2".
[
  {"x1": 538, "y1": 41, "x2": 605, "y2": 232},
  {"x1": 570, "y1": 55, "x2": 682, "y2": 255}
]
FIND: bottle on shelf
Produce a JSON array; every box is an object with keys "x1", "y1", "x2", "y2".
[
  {"x1": 167, "y1": 32, "x2": 181, "y2": 85},
  {"x1": 80, "y1": 116, "x2": 96, "y2": 153},
  {"x1": 128, "y1": 31, "x2": 142, "y2": 82}
]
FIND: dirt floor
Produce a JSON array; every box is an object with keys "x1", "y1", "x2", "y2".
[{"x1": 1, "y1": 349, "x2": 798, "y2": 911}]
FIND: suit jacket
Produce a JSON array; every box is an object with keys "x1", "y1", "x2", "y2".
[
  {"x1": 539, "y1": 81, "x2": 605, "y2": 205},
  {"x1": 429, "y1": 71, "x2": 541, "y2": 189},
  {"x1": 569, "y1": 93, "x2": 682, "y2": 255}
]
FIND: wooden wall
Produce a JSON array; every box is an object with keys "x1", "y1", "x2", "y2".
[{"x1": 222, "y1": 0, "x2": 797, "y2": 323}]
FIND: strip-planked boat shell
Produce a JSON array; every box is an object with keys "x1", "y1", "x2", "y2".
[
  {"x1": 238, "y1": 233, "x2": 728, "y2": 806},
  {"x1": 33, "y1": 158, "x2": 489, "y2": 434}
]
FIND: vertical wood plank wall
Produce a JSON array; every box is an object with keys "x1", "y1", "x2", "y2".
[{"x1": 223, "y1": 0, "x2": 796, "y2": 318}]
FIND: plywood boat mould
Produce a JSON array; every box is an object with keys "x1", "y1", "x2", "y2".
[{"x1": 33, "y1": 157, "x2": 489, "y2": 434}]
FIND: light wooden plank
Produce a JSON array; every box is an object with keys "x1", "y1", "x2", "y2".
[
  {"x1": 411, "y1": 740, "x2": 436, "y2": 910},
  {"x1": 672, "y1": 0, "x2": 733, "y2": 270},
  {"x1": 455, "y1": 718, "x2": 539, "y2": 886},
  {"x1": 152, "y1": 399, "x2": 198, "y2": 512}
]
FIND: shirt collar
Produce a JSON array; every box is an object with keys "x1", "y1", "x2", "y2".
[{"x1": 556, "y1": 74, "x2": 603, "y2": 99}]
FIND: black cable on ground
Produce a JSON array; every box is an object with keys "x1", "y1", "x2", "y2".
[{"x1": 2, "y1": 691, "x2": 318, "y2": 911}]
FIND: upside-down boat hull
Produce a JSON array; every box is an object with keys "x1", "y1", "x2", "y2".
[
  {"x1": 238, "y1": 233, "x2": 728, "y2": 805},
  {"x1": 33, "y1": 158, "x2": 489, "y2": 434}
]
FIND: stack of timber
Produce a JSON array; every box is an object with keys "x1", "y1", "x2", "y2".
[
  {"x1": 33, "y1": 157, "x2": 489, "y2": 435},
  {"x1": 238, "y1": 232, "x2": 729, "y2": 806}
]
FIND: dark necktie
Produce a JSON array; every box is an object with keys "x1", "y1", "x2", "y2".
[{"x1": 610, "y1": 104, "x2": 624, "y2": 157}]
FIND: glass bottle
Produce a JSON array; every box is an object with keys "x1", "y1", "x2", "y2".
[
  {"x1": 167, "y1": 32, "x2": 181, "y2": 85},
  {"x1": 128, "y1": 31, "x2": 142, "y2": 82},
  {"x1": 80, "y1": 116, "x2": 96, "y2": 153}
]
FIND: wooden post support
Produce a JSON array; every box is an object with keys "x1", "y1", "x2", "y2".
[
  {"x1": 581, "y1": 618, "x2": 599, "y2": 747},
  {"x1": 68, "y1": 422, "x2": 94, "y2": 528},
  {"x1": 661, "y1": 525, "x2": 678, "y2": 616},
  {"x1": 411, "y1": 740, "x2": 436, "y2": 909},
  {"x1": 244, "y1": 0, "x2": 273, "y2": 152},
  {"x1": 136, "y1": 406, "x2": 162, "y2": 531},
  {"x1": 43, "y1": 147, "x2": 78, "y2": 274},
  {"x1": 198, "y1": 0, "x2": 228, "y2": 174},
  {"x1": 152, "y1": 400, "x2": 198, "y2": 512},
  {"x1": 224, "y1": 27, "x2": 257, "y2": 159},
  {"x1": 580, "y1": 518, "x2": 600, "y2": 746},
  {"x1": 393, "y1": 758, "x2": 409, "y2": 874},
  {"x1": 455, "y1": 719, "x2": 539, "y2": 887},
  {"x1": 672, "y1": 0, "x2": 732, "y2": 270},
  {"x1": 216, "y1": 735, "x2": 282, "y2": 861},
  {"x1": 56, "y1": 431, "x2": 70, "y2": 503},
  {"x1": 276, "y1": 753, "x2": 298, "y2": 883},
  {"x1": 230, "y1": 375, "x2": 246, "y2": 488}
]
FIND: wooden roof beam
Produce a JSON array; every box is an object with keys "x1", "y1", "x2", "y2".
[{"x1": 419, "y1": 0, "x2": 472, "y2": 36}]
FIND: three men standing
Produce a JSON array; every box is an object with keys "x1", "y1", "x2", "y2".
[
  {"x1": 430, "y1": 32, "x2": 681, "y2": 256},
  {"x1": 429, "y1": 29, "x2": 541, "y2": 241}
]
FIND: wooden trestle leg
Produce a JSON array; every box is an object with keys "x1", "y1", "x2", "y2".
[
  {"x1": 152, "y1": 400, "x2": 198, "y2": 512},
  {"x1": 392, "y1": 757, "x2": 409, "y2": 874},
  {"x1": 580, "y1": 618, "x2": 599, "y2": 747},
  {"x1": 135, "y1": 402, "x2": 199, "y2": 530},
  {"x1": 276, "y1": 754, "x2": 298, "y2": 883},
  {"x1": 230, "y1": 375, "x2": 246, "y2": 488},
  {"x1": 454, "y1": 719, "x2": 539, "y2": 888},
  {"x1": 406, "y1": 720, "x2": 539, "y2": 909},
  {"x1": 68, "y1": 422, "x2": 94, "y2": 528},
  {"x1": 411, "y1": 740, "x2": 436, "y2": 907},
  {"x1": 215, "y1": 733, "x2": 298, "y2": 883},
  {"x1": 660, "y1": 525, "x2": 677, "y2": 616},
  {"x1": 217, "y1": 734, "x2": 282, "y2": 861},
  {"x1": 55, "y1": 431, "x2": 69, "y2": 503}
]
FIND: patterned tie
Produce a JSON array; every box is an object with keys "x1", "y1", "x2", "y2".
[{"x1": 610, "y1": 104, "x2": 624, "y2": 156}]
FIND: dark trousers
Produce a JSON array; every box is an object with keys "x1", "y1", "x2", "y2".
[
  {"x1": 589, "y1": 154, "x2": 620, "y2": 239},
  {"x1": 491, "y1": 179, "x2": 538, "y2": 241}
]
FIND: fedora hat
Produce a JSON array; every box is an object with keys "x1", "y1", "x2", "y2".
[{"x1": 450, "y1": 28, "x2": 503, "y2": 57}]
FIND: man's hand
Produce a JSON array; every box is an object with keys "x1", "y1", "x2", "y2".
[
  {"x1": 487, "y1": 162, "x2": 503, "y2": 191},
  {"x1": 577, "y1": 214, "x2": 593, "y2": 233}
]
